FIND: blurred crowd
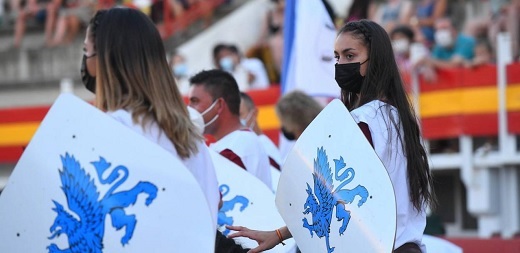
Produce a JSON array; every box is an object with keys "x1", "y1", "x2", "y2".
[
  {"x1": 1, "y1": 0, "x2": 519, "y2": 91},
  {"x1": 0, "y1": 0, "x2": 225, "y2": 47},
  {"x1": 170, "y1": 0, "x2": 520, "y2": 95}
]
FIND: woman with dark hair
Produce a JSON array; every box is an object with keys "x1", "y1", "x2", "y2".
[
  {"x1": 228, "y1": 20, "x2": 436, "y2": 253},
  {"x1": 81, "y1": 7, "x2": 220, "y2": 227}
]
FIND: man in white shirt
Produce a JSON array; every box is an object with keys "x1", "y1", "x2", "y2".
[
  {"x1": 213, "y1": 43, "x2": 270, "y2": 91},
  {"x1": 188, "y1": 69, "x2": 272, "y2": 188},
  {"x1": 239, "y1": 92, "x2": 282, "y2": 170}
]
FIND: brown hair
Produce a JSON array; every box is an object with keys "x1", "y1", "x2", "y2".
[{"x1": 89, "y1": 8, "x2": 201, "y2": 158}]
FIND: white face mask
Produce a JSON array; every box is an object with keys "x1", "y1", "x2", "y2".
[
  {"x1": 219, "y1": 57, "x2": 234, "y2": 72},
  {"x1": 240, "y1": 110, "x2": 255, "y2": 129},
  {"x1": 200, "y1": 99, "x2": 219, "y2": 128},
  {"x1": 187, "y1": 106, "x2": 204, "y2": 135},
  {"x1": 392, "y1": 39, "x2": 410, "y2": 55},
  {"x1": 434, "y1": 29, "x2": 453, "y2": 48},
  {"x1": 173, "y1": 63, "x2": 188, "y2": 77}
]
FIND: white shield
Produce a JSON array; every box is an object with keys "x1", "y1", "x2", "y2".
[
  {"x1": 0, "y1": 94, "x2": 215, "y2": 252},
  {"x1": 209, "y1": 150, "x2": 297, "y2": 252},
  {"x1": 276, "y1": 99, "x2": 397, "y2": 253}
]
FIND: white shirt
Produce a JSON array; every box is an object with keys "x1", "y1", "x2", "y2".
[
  {"x1": 351, "y1": 100, "x2": 426, "y2": 252},
  {"x1": 258, "y1": 134, "x2": 282, "y2": 169},
  {"x1": 108, "y1": 109, "x2": 220, "y2": 228},
  {"x1": 240, "y1": 58, "x2": 270, "y2": 90},
  {"x1": 210, "y1": 130, "x2": 272, "y2": 187}
]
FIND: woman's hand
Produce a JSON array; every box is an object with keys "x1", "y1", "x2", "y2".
[{"x1": 226, "y1": 225, "x2": 280, "y2": 253}]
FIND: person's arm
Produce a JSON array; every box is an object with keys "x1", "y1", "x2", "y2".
[
  {"x1": 399, "y1": 0, "x2": 413, "y2": 25},
  {"x1": 424, "y1": 55, "x2": 464, "y2": 69},
  {"x1": 226, "y1": 225, "x2": 292, "y2": 253},
  {"x1": 417, "y1": 0, "x2": 447, "y2": 27}
]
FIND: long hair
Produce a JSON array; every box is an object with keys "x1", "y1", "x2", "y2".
[
  {"x1": 89, "y1": 8, "x2": 202, "y2": 158},
  {"x1": 338, "y1": 20, "x2": 436, "y2": 211}
]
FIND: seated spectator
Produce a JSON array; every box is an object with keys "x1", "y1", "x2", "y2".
[
  {"x1": 464, "y1": 39, "x2": 494, "y2": 68},
  {"x1": 46, "y1": 0, "x2": 94, "y2": 46},
  {"x1": 409, "y1": 0, "x2": 447, "y2": 46},
  {"x1": 391, "y1": 25, "x2": 415, "y2": 74},
  {"x1": 168, "y1": 51, "x2": 190, "y2": 95},
  {"x1": 374, "y1": 0, "x2": 412, "y2": 32},
  {"x1": 253, "y1": 0, "x2": 284, "y2": 80},
  {"x1": 275, "y1": 90, "x2": 323, "y2": 141},
  {"x1": 422, "y1": 18, "x2": 475, "y2": 69},
  {"x1": 390, "y1": 25, "x2": 437, "y2": 84},
  {"x1": 12, "y1": 0, "x2": 50, "y2": 47},
  {"x1": 213, "y1": 43, "x2": 270, "y2": 91}
]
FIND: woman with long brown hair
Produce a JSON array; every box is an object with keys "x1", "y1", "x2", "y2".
[{"x1": 80, "y1": 7, "x2": 219, "y2": 225}]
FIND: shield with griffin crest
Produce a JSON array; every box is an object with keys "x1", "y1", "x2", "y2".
[
  {"x1": 0, "y1": 94, "x2": 215, "y2": 252},
  {"x1": 276, "y1": 99, "x2": 397, "y2": 253},
  {"x1": 209, "y1": 150, "x2": 297, "y2": 253}
]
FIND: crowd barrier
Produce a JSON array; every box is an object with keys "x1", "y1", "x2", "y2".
[{"x1": 1, "y1": 63, "x2": 520, "y2": 164}]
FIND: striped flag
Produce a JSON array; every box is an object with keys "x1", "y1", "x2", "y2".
[{"x1": 281, "y1": 0, "x2": 339, "y2": 98}]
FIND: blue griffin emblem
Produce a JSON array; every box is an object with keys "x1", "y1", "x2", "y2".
[
  {"x1": 217, "y1": 184, "x2": 249, "y2": 236},
  {"x1": 47, "y1": 153, "x2": 158, "y2": 252},
  {"x1": 302, "y1": 147, "x2": 369, "y2": 253}
]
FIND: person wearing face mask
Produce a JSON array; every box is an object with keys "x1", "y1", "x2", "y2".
[
  {"x1": 81, "y1": 8, "x2": 220, "y2": 229},
  {"x1": 390, "y1": 25, "x2": 437, "y2": 86},
  {"x1": 422, "y1": 17, "x2": 475, "y2": 69},
  {"x1": 213, "y1": 44, "x2": 270, "y2": 91},
  {"x1": 274, "y1": 91, "x2": 323, "y2": 142},
  {"x1": 168, "y1": 52, "x2": 190, "y2": 95},
  {"x1": 227, "y1": 20, "x2": 437, "y2": 253},
  {"x1": 391, "y1": 25, "x2": 414, "y2": 73},
  {"x1": 239, "y1": 92, "x2": 282, "y2": 171},
  {"x1": 188, "y1": 69, "x2": 272, "y2": 188}
]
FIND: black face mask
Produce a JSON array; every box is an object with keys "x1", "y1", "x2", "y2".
[
  {"x1": 281, "y1": 127, "x2": 296, "y2": 141},
  {"x1": 335, "y1": 59, "x2": 368, "y2": 93},
  {"x1": 81, "y1": 54, "x2": 96, "y2": 93}
]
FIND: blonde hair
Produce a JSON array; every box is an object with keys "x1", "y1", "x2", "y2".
[
  {"x1": 91, "y1": 8, "x2": 201, "y2": 158},
  {"x1": 276, "y1": 91, "x2": 323, "y2": 134}
]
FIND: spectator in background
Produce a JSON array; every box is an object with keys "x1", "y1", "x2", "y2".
[
  {"x1": 252, "y1": 0, "x2": 284, "y2": 83},
  {"x1": 344, "y1": 0, "x2": 376, "y2": 23},
  {"x1": 275, "y1": 90, "x2": 323, "y2": 141},
  {"x1": 464, "y1": 39, "x2": 494, "y2": 68},
  {"x1": 188, "y1": 69, "x2": 272, "y2": 188},
  {"x1": 46, "y1": 0, "x2": 94, "y2": 46},
  {"x1": 374, "y1": 0, "x2": 412, "y2": 32},
  {"x1": 12, "y1": 0, "x2": 50, "y2": 47},
  {"x1": 390, "y1": 25, "x2": 437, "y2": 84},
  {"x1": 422, "y1": 18, "x2": 475, "y2": 69},
  {"x1": 169, "y1": 52, "x2": 190, "y2": 95},
  {"x1": 391, "y1": 25, "x2": 415, "y2": 74},
  {"x1": 409, "y1": 0, "x2": 447, "y2": 46},
  {"x1": 488, "y1": 0, "x2": 520, "y2": 59},
  {"x1": 213, "y1": 43, "x2": 270, "y2": 91}
]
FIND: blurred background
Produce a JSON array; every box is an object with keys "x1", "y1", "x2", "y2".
[{"x1": 0, "y1": 0, "x2": 519, "y2": 251}]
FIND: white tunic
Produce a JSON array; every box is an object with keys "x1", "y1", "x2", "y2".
[
  {"x1": 210, "y1": 130, "x2": 272, "y2": 188},
  {"x1": 351, "y1": 100, "x2": 427, "y2": 252},
  {"x1": 258, "y1": 134, "x2": 282, "y2": 168},
  {"x1": 108, "y1": 109, "x2": 220, "y2": 228}
]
